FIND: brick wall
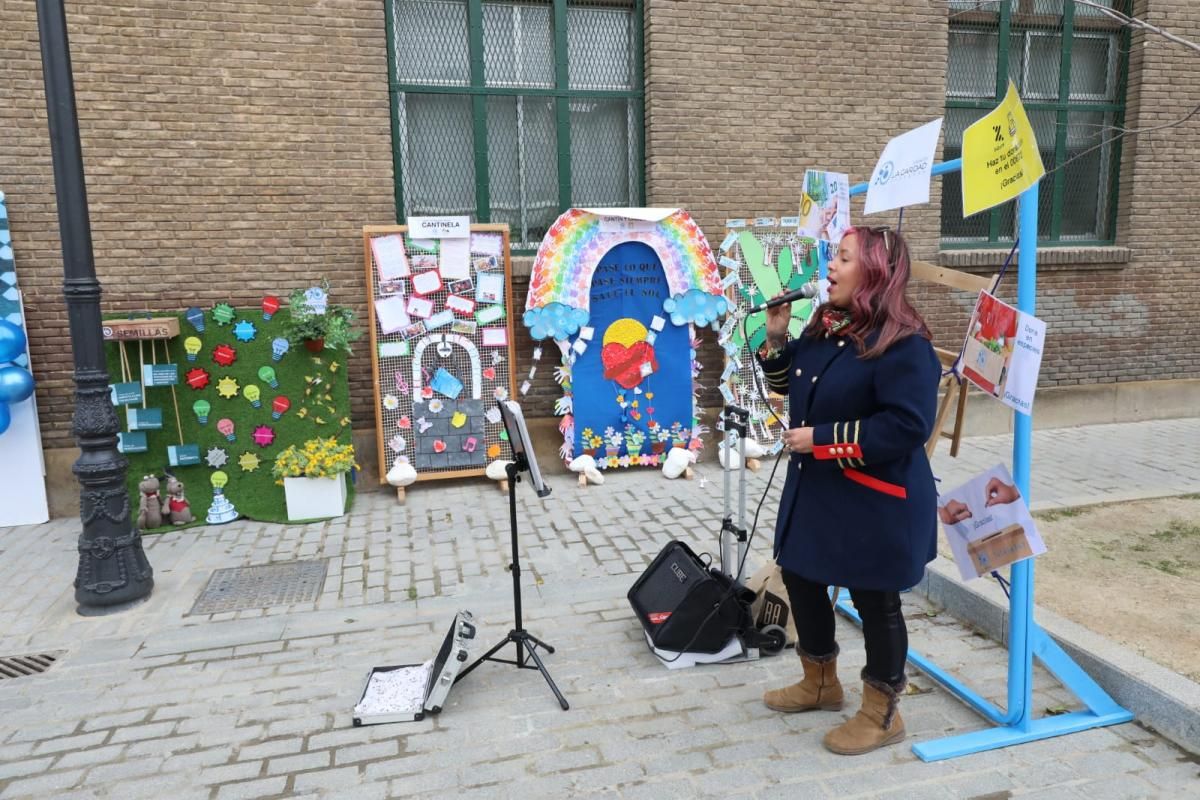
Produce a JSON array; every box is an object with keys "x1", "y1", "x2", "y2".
[
  {"x1": 0, "y1": 0, "x2": 396, "y2": 449},
  {"x1": 4, "y1": 0, "x2": 1199, "y2": 462},
  {"x1": 644, "y1": 0, "x2": 1200, "y2": 391}
]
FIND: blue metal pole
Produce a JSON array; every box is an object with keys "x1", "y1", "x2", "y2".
[{"x1": 1008, "y1": 185, "x2": 1040, "y2": 729}]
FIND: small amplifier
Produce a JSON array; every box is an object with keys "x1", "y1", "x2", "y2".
[{"x1": 628, "y1": 541, "x2": 754, "y2": 654}]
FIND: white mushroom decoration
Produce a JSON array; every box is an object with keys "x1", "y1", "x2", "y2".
[
  {"x1": 386, "y1": 459, "x2": 418, "y2": 503},
  {"x1": 486, "y1": 459, "x2": 514, "y2": 493},
  {"x1": 662, "y1": 447, "x2": 696, "y2": 480},
  {"x1": 568, "y1": 454, "x2": 604, "y2": 487}
]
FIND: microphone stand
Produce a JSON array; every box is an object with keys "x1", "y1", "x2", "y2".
[{"x1": 454, "y1": 454, "x2": 568, "y2": 710}]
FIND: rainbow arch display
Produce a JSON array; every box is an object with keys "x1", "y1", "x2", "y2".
[{"x1": 524, "y1": 208, "x2": 726, "y2": 341}]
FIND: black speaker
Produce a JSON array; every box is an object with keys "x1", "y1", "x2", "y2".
[{"x1": 628, "y1": 541, "x2": 754, "y2": 654}]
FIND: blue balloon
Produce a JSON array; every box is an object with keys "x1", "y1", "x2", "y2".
[
  {"x1": 0, "y1": 320, "x2": 26, "y2": 363},
  {"x1": 0, "y1": 365, "x2": 34, "y2": 404},
  {"x1": 0, "y1": 402, "x2": 10, "y2": 435}
]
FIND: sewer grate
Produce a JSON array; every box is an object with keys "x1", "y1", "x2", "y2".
[
  {"x1": 188, "y1": 559, "x2": 328, "y2": 616},
  {"x1": 0, "y1": 652, "x2": 62, "y2": 680}
]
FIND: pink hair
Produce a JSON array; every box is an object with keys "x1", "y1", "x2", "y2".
[{"x1": 804, "y1": 226, "x2": 930, "y2": 359}]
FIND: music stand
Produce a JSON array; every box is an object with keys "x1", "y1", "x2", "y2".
[{"x1": 455, "y1": 400, "x2": 567, "y2": 710}]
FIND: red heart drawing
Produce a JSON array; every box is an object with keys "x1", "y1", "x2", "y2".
[
  {"x1": 482, "y1": 367, "x2": 496, "y2": 380},
  {"x1": 602, "y1": 341, "x2": 657, "y2": 390},
  {"x1": 398, "y1": 415, "x2": 411, "y2": 429},
  {"x1": 433, "y1": 440, "x2": 447, "y2": 454}
]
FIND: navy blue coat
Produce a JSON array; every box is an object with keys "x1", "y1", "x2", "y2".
[{"x1": 758, "y1": 329, "x2": 941, "y2": 591}]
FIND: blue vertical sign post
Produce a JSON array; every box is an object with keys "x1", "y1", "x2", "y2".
[{"x1": 834, "y1": 160, "x2": 1132, "y2": 761}]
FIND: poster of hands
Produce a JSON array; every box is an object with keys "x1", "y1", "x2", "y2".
[{"x1": 937, "y1": 463, "x2": 1046, "y2": 581}]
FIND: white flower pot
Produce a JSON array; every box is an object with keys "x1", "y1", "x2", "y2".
[{"x1": 283, "y1": 474, "x2": 347, "y2": 521}]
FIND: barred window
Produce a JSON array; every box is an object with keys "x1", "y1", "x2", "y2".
[
  {"x1": 942, "y1": 1, "x2": 1129, "y2": 245},
  {"x1": 387, "y1": 0, "x2": 644, "y2": 250}
]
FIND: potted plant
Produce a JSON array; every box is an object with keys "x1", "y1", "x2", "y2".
[
  {"x1": 603, "y1": 426, "x2": 624, "y2": 458},
  {"x1": 651, "y1": 424, "x2": 671, "y2": 455},
  {"x1": 580, "y1": 427, "x2": 601, "y2": 457},
  {"x1": 624, "y1": 425, "x2": 645, "y2": 457},
  {"x1": 272, "y1": 437, "x2": 357, "y2": 520},
  {"x1": 283, "y1": 283, "x2": 363, "y2": 354},
  {"x1": 670, "y1": 422, "x2": 689, "y2": 449}
]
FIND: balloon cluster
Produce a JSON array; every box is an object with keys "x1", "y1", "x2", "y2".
[{"x1": 0, "y1": 320, "x2": 35, "y2": 435}]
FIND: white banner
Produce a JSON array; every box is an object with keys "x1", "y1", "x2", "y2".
[
  {"x1": 864, "y1": 118, "x2": 943, "y2": 215},
  {"x1": 406, "y1": 215, "x2": 470, "y2": 239}
]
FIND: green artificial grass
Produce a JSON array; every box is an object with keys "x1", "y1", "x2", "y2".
[{"x1": 104, "y1": 307, "x2": 355, "y2": 533}]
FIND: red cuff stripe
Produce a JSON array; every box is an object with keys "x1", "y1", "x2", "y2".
[{"x1": 843, "y1": 468, "x2": 907, "y2": 499}]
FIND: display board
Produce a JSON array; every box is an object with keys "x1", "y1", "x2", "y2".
[
  {"x1": 103, "y1": 306, "x2": 354, "y2": 529},
  {"x1": 363, "y1": 224, "x2": 517, "y2": 483},
  {"x1": 0, "y1": 190, "x2": 50, "y2": 526},
  {"x1": 522, "y1": 208, "x2": 727, "y2": 469},
  {"x1": 715, "y1": 217, "x2": 825, "y2": 444}
]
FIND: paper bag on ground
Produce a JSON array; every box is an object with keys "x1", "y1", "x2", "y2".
[{"x1": 746, "y1": 561, "x2": 797, "y2": 645}]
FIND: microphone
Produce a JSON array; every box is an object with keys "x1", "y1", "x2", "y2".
[{"x1": 747, "y1": 283, "x2": 819, "y2": 314}]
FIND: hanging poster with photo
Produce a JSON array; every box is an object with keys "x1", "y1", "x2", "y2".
[
  {"x1": 958, "y1": 290, "x2": 1046, "y2": 414},
  {"x1": 938, "y1": 463, "x2": 1047, "y2": 581}
]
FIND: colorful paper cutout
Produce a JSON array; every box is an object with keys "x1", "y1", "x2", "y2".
[{"x1": 429, "y1": 367, "x2": 463, "y2": 400}]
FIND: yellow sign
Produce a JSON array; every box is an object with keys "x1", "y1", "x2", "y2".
[{"x1": 961, "y1": 81, "x2": 1046, "y2": 218}]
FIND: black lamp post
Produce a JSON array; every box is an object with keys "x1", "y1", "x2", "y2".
[{"x1": 35, "y1": 0, "x2": 154, "y2": 609}]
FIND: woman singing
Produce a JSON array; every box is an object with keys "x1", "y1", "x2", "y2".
[{"x1": 756, "y1": 226, "x2": 940, "y2": 755}]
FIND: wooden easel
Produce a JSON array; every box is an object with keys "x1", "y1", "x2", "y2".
[{"x1": 909, "y1": 259, "x2": 997, "y2": 459}]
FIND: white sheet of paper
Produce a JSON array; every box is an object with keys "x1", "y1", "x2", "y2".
[
  {"x1": 481, "y1": 327, "x2": 508, "y2": 347},
  {"x1": 407, "y1": 215, "x2": 470, "y2": 239},
  {"x1": 470, "y1": 233, "x2": 503, "y2": 257},
  {"x1": 476, "y1": 273, "x2": 504, "y2": 305},
  {"x1": 579, "y1": 326, "x2": 594, "y2": 341},
  {"x1": 439, "y1": 237, "x2": 471, "y2": 281},
  {"x1": 446, "y1": 295, "x2": 475, "y2": 315},
  {"x1": 379, "y1": 341, "x2": 409, "y2": 358},
  {"x1": 411, "y1": 270, "x2": 443, "y2": 296},
  {"x1": 374, "y1": 296, "x2": 411, "y2": 334},
  {"x1": 405, "y1": 296, "x2": 434, "y2": 319},
  {"x1": 865, "y1": 118, "x2": 944, "y2": 215},
  {"x1": 485, "y1": 407, "x2": 502, "y2": 424},
  {"x1": 371, "y1": 235, "x2": 409, "y2": 279},
  {"x1": 425, "y1": 310, "x2": 453, "y2": 330}
]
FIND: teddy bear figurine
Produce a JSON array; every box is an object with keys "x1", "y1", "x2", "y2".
[
  {"x1": 136, "y1": 474, "x2": 163, "y2": 530},
  {"x1": 164, "y1": 474, "x2": 194, "y2": 526}
]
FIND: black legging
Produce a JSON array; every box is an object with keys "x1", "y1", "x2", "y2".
[{"x1": 781, "y1": 569, "x2": 908, "y2": 687}]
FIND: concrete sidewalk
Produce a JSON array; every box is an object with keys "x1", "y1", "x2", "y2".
[{"x1": 0, "y1": 418, "x2": 1198, "y2": 799}]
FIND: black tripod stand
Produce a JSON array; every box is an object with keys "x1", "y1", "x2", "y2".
[{"x1": 455, "y1": 456, "x2": 568, "y2": 710}]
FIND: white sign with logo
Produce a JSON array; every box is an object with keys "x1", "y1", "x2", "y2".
[
  {"x1": 864, "y1": 118, "x2": 944, "y2": 215},
  {"x1": 407, "y1": 215, "x2": 471, "y2": 239}
]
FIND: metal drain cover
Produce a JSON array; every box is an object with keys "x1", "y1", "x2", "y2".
[
  {"x1": 189, "y1": 560, "x2": 328, "y2": 615},
  {"x1": 0, "y1": 652, "x2": 62, "y2": 680}
]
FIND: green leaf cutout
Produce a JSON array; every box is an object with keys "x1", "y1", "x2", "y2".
[{"x1": 739, "y1": 231, "x2": 783, "y2": 300}]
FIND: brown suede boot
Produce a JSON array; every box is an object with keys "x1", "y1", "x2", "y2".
[
  {"x1": 763, "y1": 645, "x2": 844, "y2": 712},
  {"x1": 822, "y1": 670, "x2": 906, "y2": 755}
]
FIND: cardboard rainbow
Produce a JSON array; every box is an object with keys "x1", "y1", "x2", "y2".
[{"x1": 524, "y1": 208, "x2": 727, "y2": 469}]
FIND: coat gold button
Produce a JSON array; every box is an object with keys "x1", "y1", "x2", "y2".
[
  {"x1": 838, "y1": 340, "x2": 846, "y2": 347},
  {"x1": 811, "y1": 376, "x2": 818, "y2": 383},
  {"x1": 795, "y1": 368, "x2": 802, "y2": 377},
  {"x1": 836, "y1": 447, "x2": 845, "y2": 454}
]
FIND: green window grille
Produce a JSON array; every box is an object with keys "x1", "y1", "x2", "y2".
[
  {"x1": 385, "y1": 0, "x2": 645, "y2": 251},
  {"x1": 942, "y1": 1, "x2": 1129, "y2": 246}
]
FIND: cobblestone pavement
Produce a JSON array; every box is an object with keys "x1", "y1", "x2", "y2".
[{"x1": 1, "y1": 419, "x2": 1198, "y2": 798}]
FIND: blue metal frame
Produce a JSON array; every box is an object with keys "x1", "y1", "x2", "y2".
[{"x1": 842, "y1": 159, "x2": 1133, "y2": 762}]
